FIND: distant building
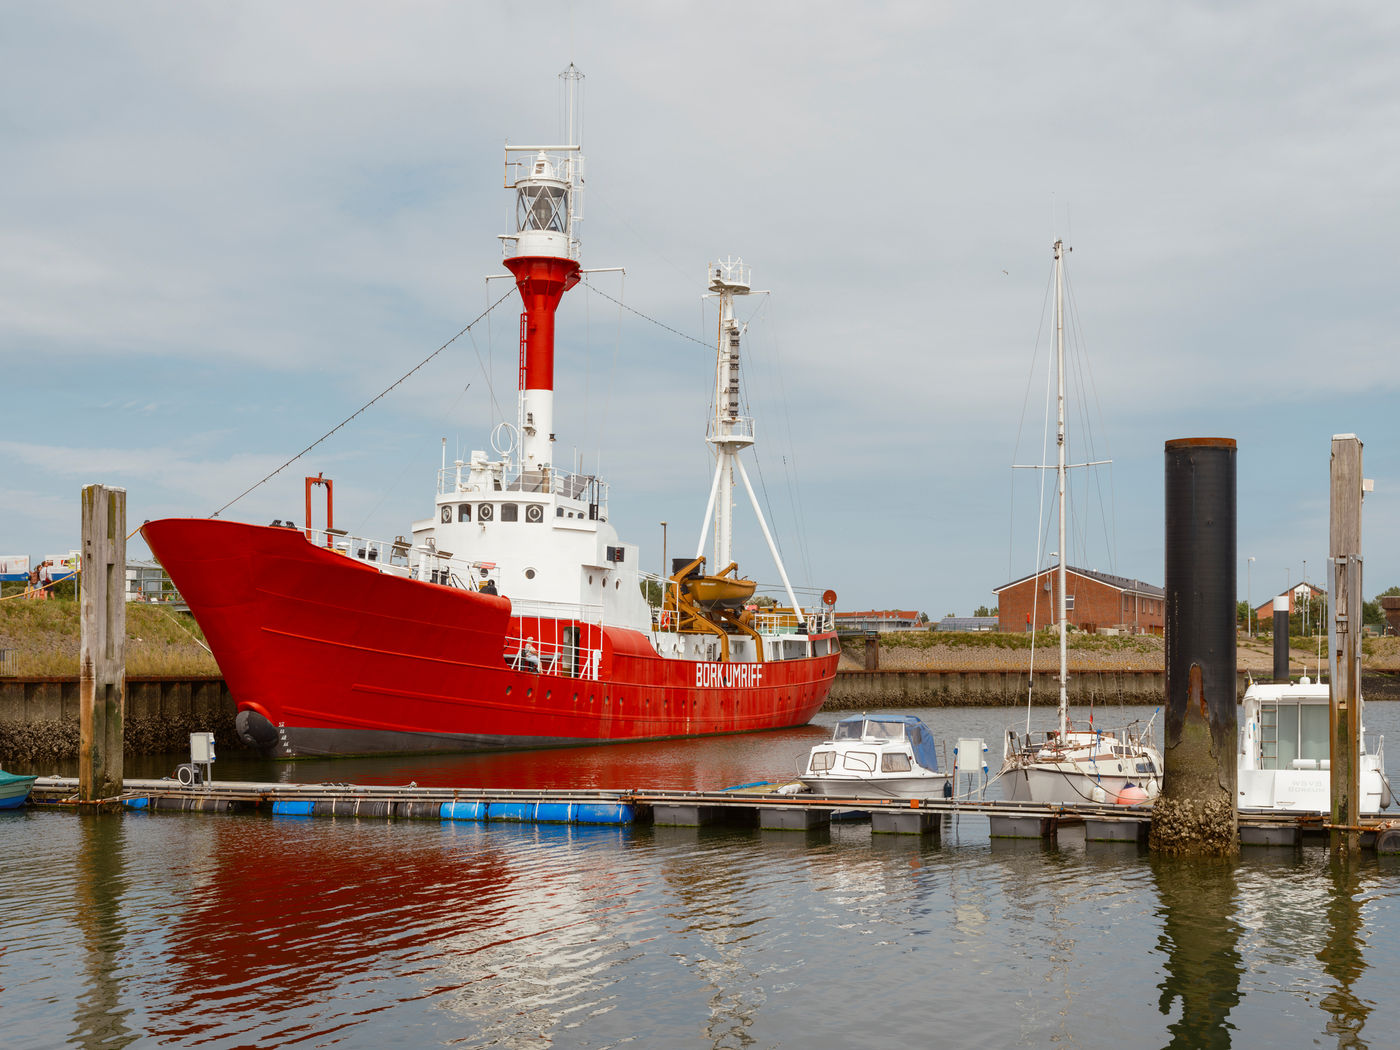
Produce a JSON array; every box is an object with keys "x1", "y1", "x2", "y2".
[
  {"x1": 834, "y1": 609, "x2": 922, "y2": 633},
  {"x1": 1254, "y1": 582, "x2": 1326, "y2": 620},
  {"x1": 126, "y1": 560, "x2": 183, "y2": 606},
  {"x1": 935, "y1": 615, "x2": 999, "y2": 633},
  {"x1": 994, "y1": 566, "x2": 1165, "y2": 635}
]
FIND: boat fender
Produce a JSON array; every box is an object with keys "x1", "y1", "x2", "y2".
[
  {"x1": 236, "y1": 708, "x2": 280, "y2": 749},
  {"x1": 1117, "y1": 784, "x2": 1150, "y2": 806},
  {"x1": 942, "y1": 780, "x2": 953, "y2": 799},
  {"x1": 1382, "y1": 775, "x2": 1393, "y2": 810}
]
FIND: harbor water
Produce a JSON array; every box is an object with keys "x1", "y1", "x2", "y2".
[{"x1": 4, "y1": 703, "x2": 1400, "y2": 1049}]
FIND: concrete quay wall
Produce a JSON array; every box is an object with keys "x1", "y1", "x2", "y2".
[
  {"x1": 825, "y1": 669, "x2": 1168, "y2": 710},
  {"x1": 0, "y1": 676, "x2": 237, "y2": 763},
  {"x1": 827, "y1": 668, "x2": 1400, "y2": 708}
]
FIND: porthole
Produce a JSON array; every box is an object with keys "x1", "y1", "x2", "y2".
[
  {"x1": 588, "y1": 574, "x2": 594, "y2": 585},
  {"x1": 614, "y1": 580, "x2": 620, "y2": 589},
  {"x1": 524, "y1": 568, "x2": 536, "y2": 580}
]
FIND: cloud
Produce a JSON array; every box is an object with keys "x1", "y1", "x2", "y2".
[{"x1": 5, "y1": 2, "x2": 1400, "y2": 610}]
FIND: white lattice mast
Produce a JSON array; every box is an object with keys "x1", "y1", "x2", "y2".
[
  {"x1": 694, "y1": 258, "x2": 805, "y2": 621},
  {"x1": 707, "y1": 258, "x2": 753, "y2": 568}
]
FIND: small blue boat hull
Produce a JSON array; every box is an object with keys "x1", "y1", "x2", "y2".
[{"x1": 0, "y1": 772, "x2": 38, "y2": 810}]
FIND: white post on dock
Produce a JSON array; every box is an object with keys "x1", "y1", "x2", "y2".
[
  {"x1": 79, "y1": 485, "x2": 127, "y2": 803},
  {"x1": 1328, "y1": 435, "x2": 1363, "y2": 855}
]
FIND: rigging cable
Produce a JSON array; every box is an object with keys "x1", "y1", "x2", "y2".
[
  {"x1": 583, "y1": 280, "x2": 712, "y2": 351},
  {"x1": 757, "y1": 294, "x2": 816, "y2": 587},
  {"x1": 210, "y1": 287, "x2": 517, "y2": 519},
  {"x1": 1062, "y1": 264, "x2": 1119, "y2": 577}
]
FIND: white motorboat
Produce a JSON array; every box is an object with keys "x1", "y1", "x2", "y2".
[
  {"x1": 1238, "y1": 677, "x2": 1391, "y2": 814},
  {"x1": 800, "y1": 715, "x2": 951, "y2": 800},
  {"x1": 998, "y1": 240, "x2": 1163, "y2": 805}
]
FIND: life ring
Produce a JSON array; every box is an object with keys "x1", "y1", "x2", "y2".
[
  {"x1": 822, "y1": 589, "x2": 838, "y2": 607},
  {"x1": 659, "y1": 610, "x2": 672, "y2": 629}
]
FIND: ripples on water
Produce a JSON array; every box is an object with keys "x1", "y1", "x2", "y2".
[{"x1": 4, "y1": 705, "x2": 1400, "y2": 1049}]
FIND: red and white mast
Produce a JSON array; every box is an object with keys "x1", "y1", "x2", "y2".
[{"x1": 501, "y1": 65, "x2": 585, "y2": 480}]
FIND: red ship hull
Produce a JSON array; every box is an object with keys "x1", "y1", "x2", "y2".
[{"x1": 143, "y1": 518, "x2": 838, "y2": 756}]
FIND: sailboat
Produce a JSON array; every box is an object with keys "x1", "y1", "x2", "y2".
[{"x1": 999, "y1": 240, "x2": 1163, "y2": 805}]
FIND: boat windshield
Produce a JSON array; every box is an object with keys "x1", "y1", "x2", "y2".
[
  {"x1": 863, "y1": 720, "x2": 907, "y2": 742},
  {"x1": 832, "y1": 720, "x2": 865, "y2": 741}
]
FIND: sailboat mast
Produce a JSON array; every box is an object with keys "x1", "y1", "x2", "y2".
[{"x1": 1054, "y1": 239, "x2": 1069, "y2": 737}]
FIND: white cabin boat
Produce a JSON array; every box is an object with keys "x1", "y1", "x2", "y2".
[
  {"x1": 1237, "y1": 678, "x2": 1391, "y2": 814},
  {"x1": 801, "y1": 715, "x2": 951, "y2": 800}
]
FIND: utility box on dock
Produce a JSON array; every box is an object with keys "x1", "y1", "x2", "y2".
[
  {"x1": 190, "y1": 732, "x2": 216, "y2": 764},
  {"x1": 178, "y1": 731, "x2": 216, "y2": 786}
]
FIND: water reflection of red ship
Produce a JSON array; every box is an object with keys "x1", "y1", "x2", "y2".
[{"x1": 145, "y1": 816, "x2": 631, "y2": 1042}]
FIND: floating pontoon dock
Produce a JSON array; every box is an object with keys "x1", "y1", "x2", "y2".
[{"x1": 24, "y1": 777, "x2": 1400, "y2": 851}]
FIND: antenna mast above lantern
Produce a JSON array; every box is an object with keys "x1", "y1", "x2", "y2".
[{"x1": 501, "y1": 64, "x2": 585, "y2": 263}]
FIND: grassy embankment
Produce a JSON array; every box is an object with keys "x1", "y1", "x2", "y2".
[{"x1": 0, "y1": 596, "x2": 220, "y2": 676}]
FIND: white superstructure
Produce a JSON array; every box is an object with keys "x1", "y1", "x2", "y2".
[{"x1": 1238, "y1": 679, "x2": 1390, "y2": 814}]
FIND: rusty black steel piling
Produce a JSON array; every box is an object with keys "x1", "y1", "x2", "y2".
[{"x1": 1151, "y1": 438, "x2": 1239, "y2": 855}]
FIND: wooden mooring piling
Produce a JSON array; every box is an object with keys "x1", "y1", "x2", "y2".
[{"x1": 78, "y1": 484, "x2": 126, "y2": 803}]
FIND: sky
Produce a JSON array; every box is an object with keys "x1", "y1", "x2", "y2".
[{"x1": 4, "y1": 1, "x2": 1400, "y2": 618}]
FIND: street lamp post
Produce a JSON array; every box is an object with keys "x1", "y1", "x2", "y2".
[
  {"x1": 1248, "y1": 556, "x2": 1255, "y2": 637},
  {"x1": 1303, "y1": 559, "x2": 1308, "y2": 637}
]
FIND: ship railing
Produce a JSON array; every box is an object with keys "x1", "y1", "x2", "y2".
[
  {"x1": 305, "y1": 528, "x2": 415, "y2": 575},
  {"x1": 504, "y1": 624, "x2": 602, "y2": 683},
  {"x1": 705, "y1": 416, "x2": 756, "y2": 443},
  {"x1": 305, "y1": 528, "x2": 498, "y2": 588},
  {"x1": 509, "y1": 598, "x2": 605, "y2": 625},
  {"x1": 437, "y1": 464, "x2": 610, "y2": 517},
  {"x1": 639, "y1": 572, "x2": 681, "y2": 634}
]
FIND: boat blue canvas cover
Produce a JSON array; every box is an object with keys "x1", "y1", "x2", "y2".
[{"x1": 833, "y1": 715, "x2": 941, "y2": 772}]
